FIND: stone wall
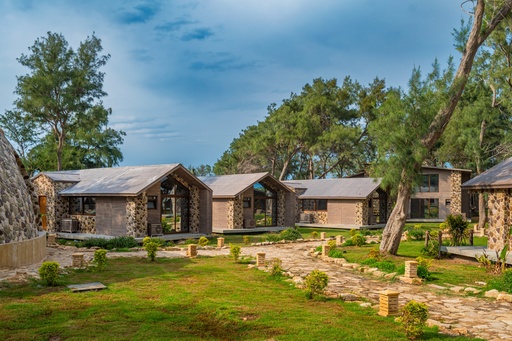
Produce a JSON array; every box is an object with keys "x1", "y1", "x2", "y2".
[
  {"x1": 226, "y1": 198, "x2": 244, "y2": 229},
  {"x1": 0, "y1": 130, "x2": 39, "y2": 244},
  {"x1": 486, "y1": 189, "x2": 512, "y2": 251},
  {"x1": 303, "y1": 211, "x2": 328, "y2": 224},
  {"x1": 172, "y1": 174, "x2": 201, "y2": 233},
  {"x1": 355, "y1": 199, "x2": 369, "y2": 225},
  {"x1": 450, "y1": 171, "x2": 462, "y2": 216},
  {"x1": 33, "y1": 175, "x2": 75, "y2": 232},
  {"x1": 71, "y1": 215, "x2": 96, "y2": 234},
  {"x1": 126, "y1": 194, "x2": 147, "y2": 237}
]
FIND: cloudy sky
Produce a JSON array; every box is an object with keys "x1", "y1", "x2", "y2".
[{"x1": 0, "y1": 0, "x2": 469, "y2": 168}]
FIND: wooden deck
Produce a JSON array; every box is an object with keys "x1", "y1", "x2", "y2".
[
  {"x1": 441, "y1": 245, "x2": 512, "y2": 265},
  {"x1": 295, "y1": 223, "x2": 386, "y2": 230},
  {"x1": 56, "y1": 232, "x2": 208, "y2": 243},
  {"x1": 212, "y1": 226, "x2": 289, "y2": 234}
]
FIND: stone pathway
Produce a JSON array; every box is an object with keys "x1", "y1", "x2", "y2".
[{"x1": 2, "y1": 242, "x2": 512, "y2": 340}]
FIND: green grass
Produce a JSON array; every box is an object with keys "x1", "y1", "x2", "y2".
[{"x1": 0, "y1": 257, "x2": 480, "y2": 341}]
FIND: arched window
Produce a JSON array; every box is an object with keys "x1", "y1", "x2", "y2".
[{"x1": 161, "y1": 178, "x2": 190, "y2": 233}]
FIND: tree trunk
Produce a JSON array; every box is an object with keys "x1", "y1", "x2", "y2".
[{"x1": 380, "y1": 0, "x2": 512, "y2": 255}]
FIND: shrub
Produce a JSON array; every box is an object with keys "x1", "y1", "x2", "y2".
[
  {"x1": 184, "y1": 238, "x2": 197, "y2": 245},
  {"x1": 143, "y1": 238, "x2": 158, "y2": 262},
  {"x1": 265, "y1": 233, "x2": 282, "y2": 242},
  {"x1": 279, "y1": 228, "x2": 302, "y2": 241},
  {"x1": 198, "y1": 236, "x2": 209, "y2": 246},
  {"x1": 407, "y1": 229, "x2": 425, "y2": 241},
  {"x1": 82, "y1": 236, "x2": 138, "y2": 250},
  {"x1": 328, "y1": 249, "x2": 345, "y2": 258},
  {"x1": 304, "y1": 270, "x2": 329, "y2": 299},
  {"x1": 361, "y1": 258, "x2": 378, "y2": 266},
  {"x1": 310, "y1": 231, "x2": 319, "y2": 239},
  {"x1": 398, "y1": 300, "x2": 429, "y2": 340},
  {"x1": 342, "y1": 239, "x2": 355, "y2": 247},
  {"x1": 367, "y1": 247, "x2": 381, "y2": 261},
  {"x1": 413, "y1": 224, "x2": 423, "y2": 229},
  {"x1": 445, "y1": 214, "x2": 469, "y2": 246},
  {"x1": 350, "y1": 229, "x2": 357, "y2": 236},
  {"x1": 39, "y1": 261, "x2": 60, "y2": 286},
  {"x1": 501, "y1": 269, "x2": 512, "y2": 293},
  {"x1": 415, "y1": 256, "x2": 432, "y2": 270},
  {"x1": 93, "y1": 249, "x2": 107, "y2": 271},
  {"x1": 439, "y1": 222, "x2": 447, "y2": 229},
  {"x1": 351, "y1": 234, "x2": 365, "y2": 247},
  {"x1": 230, "y1": 243, "x2": 241, "y2": 262},
  {"x1": 270, "y1": 258, "x2": 283, "y2": 276},
  {"x1": 417, "y1": 265, "x2": 432, "y2": 281},
  {"x1": 327, "y1": 239, "x2": 337, "y2": 250},
  {"x1": 243, "y1": 235, "x2": 251, "y2": 245}
]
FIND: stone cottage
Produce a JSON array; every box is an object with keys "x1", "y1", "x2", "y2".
[
  {"x1": 462, "y1": 157, "x2": 512, "y2": 251},
  {"x1": 283, "y1": 178, "x2": 388, "y2": 226},
  {"x1": 198, "y1": 173, "x2": 295, "y2": 230},
  {"x1": 33, "y1": 164, "x2": 212, "y2": 237},
  {"x1": 0, "y1": 129, "x2": 46, "y2": 267}
]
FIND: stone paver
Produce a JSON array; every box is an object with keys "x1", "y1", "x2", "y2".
[{"x1": 1, "y1": 241, "x2": 511, "y2": 340}]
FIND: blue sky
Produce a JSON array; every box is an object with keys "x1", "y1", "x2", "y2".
[{"x1": 0, "y1": 0, "x2": 468, "y2": 168}]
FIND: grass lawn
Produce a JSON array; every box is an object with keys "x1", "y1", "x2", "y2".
[{"x1": 0, "y1": 257, "x2": 480, "y2": 341}]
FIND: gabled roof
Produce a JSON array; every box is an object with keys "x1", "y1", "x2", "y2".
[
  {"x1": 421, "y1": 166, "x2": 472, "y2": 173},
  {"x1": 462, "y1": 157, "x2": 512, "y2": 190},
  {"x1": 34, "y1": 164, "x2": 211, "y2": 196},
  {"x1": 283, "y1": 178, "x2": 382, "y2": 200},
  {"x1": 198, "y1": 173, "x2": 291, "y2": 198}
]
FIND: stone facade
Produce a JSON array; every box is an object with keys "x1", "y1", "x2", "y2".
[
  {"x1": 126, "y1": 194, "x2": 148, "y2": 237},
  {"x1": 172, "y1": 174, "x2": 201, "y2": 233},
  {"x1": 226, "y1": 198, "x2": 244, "y2": 229},
  {"x1": 0, "y1": 130, "x2": 39, "y2": 244},
  {"x1": 72, "y1": 215, "x2": 96, "y2": 234},
  {"x1": 450, "y1": 171, "x2": 462, "y2": 216},
  {"x1": 486, "y1": 189, "x2": 512, "y2": 251},
  {"x1": 355, "y1": 199, "x2": 368, "y2": 225}
]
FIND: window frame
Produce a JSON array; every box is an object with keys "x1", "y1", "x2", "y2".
[
  {"x1": 69, "y1": 196, "x2": 96, "y2": 216},
  {"x1": 302, "y1": 199, "x2": 328, "y2": 211},
  {"x1": 420, "y1": 174, "x2": 439, "y2": 192}
]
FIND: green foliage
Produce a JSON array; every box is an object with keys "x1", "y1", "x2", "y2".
[
  {"x1": 351, "y1": 234, "x2": 365, "y2": 247},
  {"x1": 445, "y1": 214, "x2": 469, "y2": 246},
  {"x1": 198, "y1": 237, "x2": 209, "y2": 247},
  {"x1": 489, "y1": 269, "x2": 512, "y2": 293},
  {"x1": 143, "y1": 238, "x2": 158, "y2": 262},
  {"x1": 184, "y1": 239, "x2": 197, "y2": 245},
  {"x1": 304, "y1": 270, "x2": 329, "y2": 299},
  {"x1": 93, "y1": 249, "x2": 107, "y2": 271},
  {"x1": 279, "y1": 228, "x2": 302, "y2": 241},
  {"x1": 417, "y1": 266, "x2": 432, "y2": 281},
  {"x1": 81, "y1": 236, "x2": 138, "y2": 250},
  {"x1": 361, "y1": 258, "x2": 397, "y2": 273},
  {"x1": 229, "y1": 243, "x2": 241, "y2": 262},
  {"x1": 327, "y1": 239, "x2": 337, "y2": 250},
  {"x1": 398, "y1": 300, "x2": 429, "y2": 340},
  {"x1": 439, "y1": 223, "x2": 447, "y2": 229},
  {"x1": 328, "y1": 249, "x2": 345, "y2": 259},
  {"x1": 7, "y1": 32, "x2": 125, "y2": 172},
  {"x1": 243, "y1": 235, "x2": 251, "y2": 245},
  {"x1": 407, "y1": 229, "x2": 425, "y2": 241},
  {"x1": 349, "y1": 229, "x2": 357, "y2": 236},
  {"x1": 38, "y1": 261, "x2": 60, "y2": 286},
  {"x1": 270, "y1": 258, "x2": 283, "y2": 276},
  {"x1": 342, "y1": 239, "x2": 355, "y2": 247},
  {"x1": 415, "y1": 256, "x2": 432, "y2": 270},
  {"x1": 367, "y1": 247, "x2": 381, "y2": 261},
  {"x1": 265, "y1": 233, "x2": 282, "y2": 242},
  {"x1": 413, "y1": 224, "x2": 423, "y2": 229},
  {"x1": 310, "y1": 231, "x2": 319, "y2": 239}
]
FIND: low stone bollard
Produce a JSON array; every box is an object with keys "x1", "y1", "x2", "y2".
[
  {"x1": 320, "y1": 232, "x2": 326, "y2": 240},
  {"x1": 378, "y1": 290, "x2": 400, "y2": 316},
  {"x1": 47, "y1": 233, "x2": 56, "y2": 246},
  {"x1": 72, "y1": 253, "x2": 85, "y2": 268},
  {"x1": 405, "y1": 261, "x2": 418, "y2": 278},
  {"x1": 322, "y1": 245, "x2": 330, "y2": 257},
  {"x1": 335, "y1": 235, "x2": 344, "y2": 246},
  {"x1": 187, "y1": 244, "x2": 198, "y2": 258},
  {"x1": 256, "y1": 252, "x2": 266, "y2": 267},
  {"x1": 217, "y1": 237, "x2": 225, "y2": 248}
]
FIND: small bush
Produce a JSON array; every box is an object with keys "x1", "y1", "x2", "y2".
[
  {"x1": 445, "y1": 214, "x2": 469, "y2": 246},
  {"x1": 398, "y1": 300, "x2": 429, "y2": 340},
  {"x1": 143, "y1": 238, "x2": 158, "y2": 262},
  {"x1": 349, "y1": 229, "x2": 357, "y2": 236},
  {"x1": 304, "y1": 270, "x2": 329, "y2": 299},
  {"x1": 39, "y1": 261, "x2": 60, "y2": 286},
  {"x1": 310, "y1": 231, "x2": 319, "y2": 239},
  {"x1": 342, "y1": 239, "x2": 355, "y2": 247},
  {"x1": 361, "y1": 258, "x2": 378, "y2": 266},
  {"x1": 279, "y1": 228, "x2": 302, "y2": 241},
  {"x1": 439, "y1": 222, "x2": 447, "y2": 229},
  {"x1": 93, "y1": 249, "x2": 107, "y2": 271},
  {"x1": 417, "y1": 265, "x2": 432, "y2": 281},
  {"x1": 367, "y1": 247, "x2": 381, "y2": 261},
  {"x1": 327, "y1": 239, "x2": 337, "y2": 250},
  {"x1": 415, "y1": 256, "x2": 432, "y2": 270},
  {"x1": 82, "y1": 236, "x2": 138, "y2": 250},
  {"x1": 198, "y1": 236, "x2": 209, "y2": 246},
  {"x1": 243, "y1": 235, "x2": 251, "y2": 245},
  {"x1": 230, "y1": 243, "x2": 241, "y2": 262},
  {"x1": 413, "y1": 224, "x2": 423, "y2": 229},
  {"x1": 270, "y1": 258, "x2": 283, "y2": 276},
  {"x1": 265, "y1": 233, "x2": 282, "y2": 242},
  {"x1": 351, "y1": 234, "x2": 365, "y2": 247},
  {"x1": 328, "y1": 249, "x2": 345, "y2": 258},
  {"x1": 184, "y1": 238, "x2": 197, "y2": 245},
  {"x1": 407, "y1": 229, "x2": 425, "y2": 241},
  {"x1": 499, "y1": 269, "x2": 512, "y2": 293}
]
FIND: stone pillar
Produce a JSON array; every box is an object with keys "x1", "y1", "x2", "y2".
[
  {"x1": 256, "y1": 252, "x2": 266, "y2": 267},
  {"x1": 187, "y1": 244, "x2": 198, "y2": 258},
  {"x1": 320, "y1": 232, "x2": 326, "y2": 240},
  {"x1": 335, "y1": 235, "x2": 344, "y2": 246},
  {"x1": 72, "y1": 253, "x2": 85, "y2": 268},
  {"x1": 217, "y1": 237, "x2": 225, "y2": 248},
  {"x1": 404, "y1": 261, "x2": 418, "y2": 278},
  {"x1": 47, "y1": 233, "x2": 56, "y2": 246},
  {"x1": 322, "y1": 245, "x2": 330, "y2": 257},
  {"x1": 378, "y1": 290, "x2": 400, "y2": 316},
  {"x1": 487, "y1": 190, "x2": 512, "y2": 251},
  {"x1": 450, "y1": 171, "x2": 462, "y2": 215}
]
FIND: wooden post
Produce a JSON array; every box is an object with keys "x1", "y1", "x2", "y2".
[
  {"x1": 217, "y1": 237, "x2": 225, "y2": 248},
  {"x1": 72, "y1": 253, "x2": 85, "y2": 268},
  {"x1": 322, "y1": 245, "x2": 330, "y2": 257},
  {"x1": 378, "y1": 290, "x2": 400, "y2": 316},
  {"x1": 424, "y1": 230, "x2": 430, "y2": 248},
  {"x1": 469, "y1": 229, "x2": 474, "y2": 246},
  {"x1": 187, "y1": 244, "x2": 198, "y2": 258},
  {"x1": 320, "y1": 232, "x2": 326, "y2": 240},
  {"x1": 256, "y1": 252, "x2": 266, "y2": 267},
  {"x1": 438, "y1": 231, "x2": 443, "y2": 259}
]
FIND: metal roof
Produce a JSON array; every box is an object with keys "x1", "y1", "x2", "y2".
[
  {"x1": 198, "y1": 173, "x2": 290, "y2": 198},
  {"x1": 462, "y1": 157, "x2": 512, "y2": 190},
  {"x1": 283, "y1": 178, "x2": 382, "y2": 199},
  {"x1": 36, "y1": 164, "x2": 210, "y2": 196}
]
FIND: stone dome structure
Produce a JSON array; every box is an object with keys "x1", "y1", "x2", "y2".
[{"x1": 0, "y1": 129, "x2": 39, "y2": 244}]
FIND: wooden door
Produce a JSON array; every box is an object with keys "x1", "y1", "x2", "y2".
[{"x1": 39, "y1": 196, "x2": 47, "y2": 230}]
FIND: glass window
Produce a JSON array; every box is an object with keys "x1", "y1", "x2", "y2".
[
  {"x1": 147, "y1": 196, "x2": 158, "y2": 209},
  {"x1": 69, "y1": 197, "x2": 95, "y2": 215},
  {"x1": 302, "y1": 199, "x2": 327, "y2": 211},
  {"x1": 419, "y1": 174, "x2": 439, "y2": 192},
  {"x1": 316, "y1": 199, "x2": 327, "y2": 211},
  {"x1": 243, "y1": 197, "x2": 251, "y2": 208}
]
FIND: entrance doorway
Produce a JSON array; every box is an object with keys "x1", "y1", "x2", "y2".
[
  {"x1": 253, "y1": 182, "x2": 277, "y2": 227},
  {"x1": 39, "y1": 196, "x2": 47, "y2": 230}
]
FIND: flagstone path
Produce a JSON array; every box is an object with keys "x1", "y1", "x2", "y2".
[{"x1": 2, "y1": 241, "x2": 512, "y2": 340}]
